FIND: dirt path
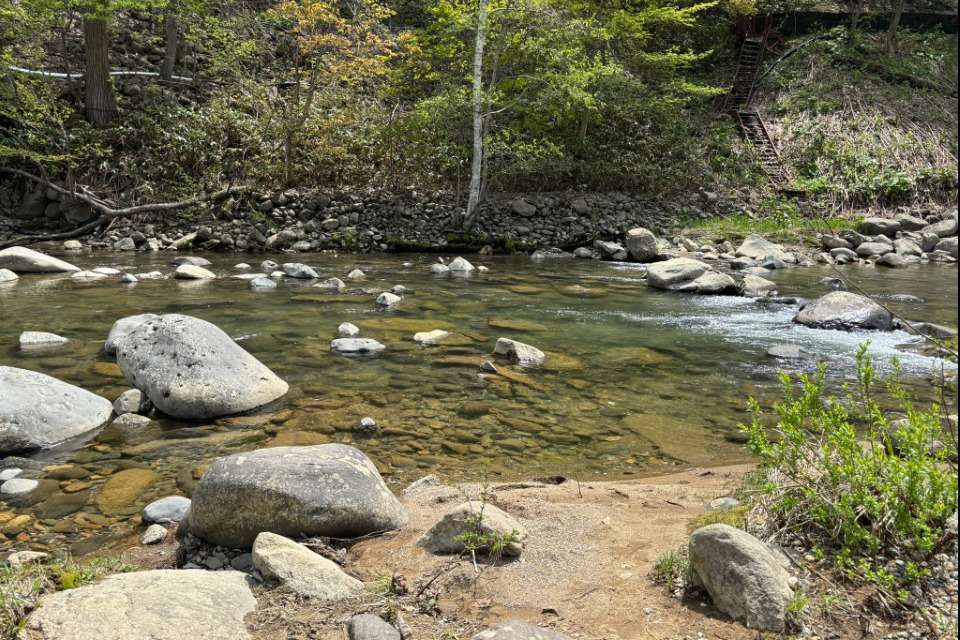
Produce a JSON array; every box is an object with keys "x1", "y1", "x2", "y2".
[{"x1": 241, "y1": 464, "x2": 758, "y2": 639}]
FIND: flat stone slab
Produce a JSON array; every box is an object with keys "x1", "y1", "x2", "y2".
[
  {"x1": 20, "y1": 569, "x2": 256, "y2": 640},
  {"x1": 0, "y1": 246, "x2": 79, "y2": 273}
]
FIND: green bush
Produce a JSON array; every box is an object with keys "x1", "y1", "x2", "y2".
[{"x1": 742, "y1": 345, "x2": 957, "y2": 598}]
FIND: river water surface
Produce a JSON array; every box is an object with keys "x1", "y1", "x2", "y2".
[{"x1": 0, "y1": 252, "x2": 956, "y2": 554}]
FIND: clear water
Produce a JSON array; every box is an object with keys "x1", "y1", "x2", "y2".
[{"x1": 0, "y1": 251, "x2": 956, "y2": 554}]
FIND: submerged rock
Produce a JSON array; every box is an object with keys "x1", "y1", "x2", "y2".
[
  {"x1": 0, "y1": 246, "x2": 79, "y2": 273},
  {"x1": 448, "y1": 256, "x2": 476, "y2": 272},
  {"x1": 18, "y1": 331, "x2": 68, "y2": 349},
  {"x1": 188, "y1": 444, "x2": 408, "y2": 547},
  {"x1": 282, "y1": 263, "x2": 319, "y2": 279},
  {"x1": 0, "y1": 268, "x2": 19, "y2": 283},
  {"x1": 20, "y1": 569, "x2": 256, "y2": 640},
  {"x1": 793, "y1": 291, "x2": 894, "y2": 331},
  {"x1": 688, "y1": 524, "x2": 793, "y2": 631},
  {"x1": 376, "y1": 291, "x2": 402, "y2": 308},
  {"x1": 419, "y1": 501, "x2": 526, "y2": 557},
  {"x1": 430, "y1": 263, "x2": 450, "y2": 275},
  {"x1": 116, "y1": 314, "x2": 288, "y2": 419},
  {"x1": 338, "y1": 322, "x2": 360, "y2": 338},
  {"x1": 0, "y1": 366, "x2": 113, "y2": 453},
  {"x1": 252, "y1": 531, "x2": 363, "y2": 599},
  {"x1": 331, "y1": 338, "x2": 386, "y2": 356}
]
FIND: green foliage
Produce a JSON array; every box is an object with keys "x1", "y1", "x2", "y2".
[
  {"x1": 0, "y1": 555, "x2": 135, "y2": 637},
  {"x1": 652, "y1": 549, "x2": 689, "y2": 585},
  {"x1": 742, "y1": 345, "x2": 958, "y2": 594},
  {"x1": 685, "y1": 506, "x2": 748, "y2": 533}
]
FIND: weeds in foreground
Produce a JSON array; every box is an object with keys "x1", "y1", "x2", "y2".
[
  {"x1": 686, "y1": 197, "x2": 856, "y2": 242},
  {"x1": 0, "y1": 555, "x2": 135, "y2": 638},
  {"x1": 685, "y1": 506, "x2": 748, "y2": 534},
  {"x1": 652, "y1": 549, "x2": 689, "y2": 586},
  {"x1": 742, "y1": 344, "x2": 957, "y2": 604}
]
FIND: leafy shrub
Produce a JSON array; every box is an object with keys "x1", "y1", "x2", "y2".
[{"x1": 743, "y1": 345, "x2": 958, "y2": 598}]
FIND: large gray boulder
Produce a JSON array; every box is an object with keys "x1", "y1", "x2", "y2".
[
  {"x1": 793, "y1": 291, "x2": 893, "y2": 331},
  {"x1": 473, "y1": 621, "x2": 572, "y2": 640},
  {"x1": 625, "y1": 227, "x2": 660, "y2": 262},
  {"x1": 735, "y1": 235, "x2": 788, "y2": 260},
  {"x1": 646, "y1": 258, "x2": 738, "y2": 295},
  {"x1": 19, "y1": 569, "x2": 256, "y2": 640},
  {"x1": 188, "y1": 444, "x2": 408, "y2": 548},
  {"x1": 859, "y1": 217, "x2": 900, "y2": 236},
  {"x1": 104, "y1": 313, "x2": 160, "y2": 355},
  {"x1": 688, "y1": 524, "x2": 793, "y2": 631},
  {"x1": 115, "y1": 314, "x2": 288, "y2": 419},
  {"x1": 348, "y1": 614, "x2": 401, "y2": 640},
  {"x1": 252, "y1": 531, "x2": 363, "y2": 599},
  {"x1": 0, "y1": 246, "x2": 79, "y2": 273},
  {"x1": 0, "y1": 366, "x2": 113, "y2": 453}
]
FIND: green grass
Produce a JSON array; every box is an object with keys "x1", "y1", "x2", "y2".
[
  {"x1": 0, "y1": 555, "x2": 136, "y2": 638},
  {"x1": 685, "y1": 506, "x2": 749, "y2": 534},
  {"x1": 686, "y1": 211, "x2": 856, "y2": 243},
  {"x1": 652, "y1": 549, "x2": 689, "y2": 585}
]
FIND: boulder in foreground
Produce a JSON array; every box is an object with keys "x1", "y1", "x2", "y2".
[
  {"x1": 20, "y1": 569, "x2": 256, "y2": 640},
  {"x1": 104, "y1": 313, "x2": 159, "y2": 355},
  {"x1": 0, "y1": 246, "x2": 79, "y2": 273},
  {"x1": 793, "y1": 291, "x2": 894, "y2": 331},
  {"x1": 688, "y1": 524, "x2": 793, "y2": 631},
  {"x1": 116, "y1": 314, "x2": 288, "y2": 419},
  {"x1": 473, "y1": 621, "x2": 572, "y2": 640},
  {"x1": 188, "y1": 444, "x2": 408, "y2": 547},
  {"x1": 0, "y1": 366, "x2": 112, "y2": 454},
  {"x1": 252, "y1": 531, "x2": 363, "y2": 599}
]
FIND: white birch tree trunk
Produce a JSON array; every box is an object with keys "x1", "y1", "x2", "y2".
[{"x1": 462, "y1": 0, "x2": 489, "y2": 230}]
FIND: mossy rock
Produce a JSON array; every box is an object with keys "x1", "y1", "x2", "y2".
[
  {"x1": 507, "y1": 285, "x2": 546, "y2": 295},
  {"x1": 265, "y1": 430, "x2": 331, "y2": 447},
  {"x1": 361, "y1": 317, "x2": 457, "y2": 333},
  {"x1": 601, "y1": 347, "x2": 672, "y2": 367},
  {"x1": 91, "y1": 361, "x2": 124, "y2": 378}
]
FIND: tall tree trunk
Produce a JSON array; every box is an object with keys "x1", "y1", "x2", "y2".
[
  {"x1": 161, "y1": 12, "x2": 179, "y2": 80},
  {"x1": 848, "y1": 0, "x2": 863, "y2": 35},
  {"x1": 886, "y1": 0, "x2": 904, "y2": 54},
  {"x1": 462, "y1": 0, "x2": 489, "y2": 231},
  {"x1": 83, "y1": 17, "x2": 118, "y2": 126}
]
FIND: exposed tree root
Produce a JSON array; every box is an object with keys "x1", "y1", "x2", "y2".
[{"x1": 0, "y1": 168, "x2": 249, "y2": 250}]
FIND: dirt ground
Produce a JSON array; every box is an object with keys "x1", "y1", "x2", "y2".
[{"x1": 236, "y1": 464, "x2": 760, "y2": 639}]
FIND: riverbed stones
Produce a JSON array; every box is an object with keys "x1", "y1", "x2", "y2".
[
  {"x1": 95, "y1": 467, "x2": 159, "y2": 515},
  {"x1": 317, "y1": 277, "x2": 345, "y2": 292},
  {"x1": 446, "y1": 256, "x2": 474, "y2": 272},
  {"x1": 741, "y1": 274, "x2": 776, "y2": 297},
  {"x1": 860, "y1": 217, "x2": 900, "y2": 236},
  {"x1": 6, "y1": 550, "x2": 49, "y2": 567},
  {"x1": 173, "y1": 256, "x2": 212, "y2": 267},
  {"x1": 174, "y1": 264, "x2": 217, "y2": 279},
  {"x1": 430, "y1": 263, "x2": 450, "y2": 275},
  {"x1": 252, "y1": 531, "x2": 363, "y2": 599},
  {"x1": 0, "y1": 246, "x2": 79, "y2": 273},
  {"x1": 494, "y1": 338, "x2": 546, "y2": 367},
  {"x1": 18, "y1": 331, "x2": 68, "y2": 349},
  {"x1": 646, "y1": 258, "x2": 737, "y2": 294},
  {"x1": 348, "y1": 614, "x2": 401, "y2": 640},
  {"x1": 793, "y1": 291, "x2": 894, "y2": 331},
  {"x1": 20, "y1": 569, "x2": 257, "y2": 640},
  {"x1": 472, "y1": 621, "x2": 572, "y2": 640},
  {"x1": 0, "y1": 366, "x2": 113, "y2": 453},
  {"x1": 376, "y1": 291, "x2": 402, "y2": 308},
  {"x1": 856, "y1": 241, "x2": 893, "y2": 257},
  {"x1": 141, "y1": 523, "x2": 168, "y2": 545},
  {"x1": 0, "y1": 268, "x2": 17, "y2": 283},
  {"x1": 282, "y1": 262, "x2": 319, "y2": 279},
  {"x1": 419, "y1": 501, "x2": 526, "y2": 557},
  {"x1": 187, "y1": 444, "x2": 408, "y2": 548},
  {"x1": 250, "y1": 276, "x2": 277, "y2": 290},
  {"x1": 414, "y1": 329, "x2": 450, "y2": 345},
  {"x1": 923, "y1": 216, "x2": 958, "y2": 238},
  {"x1": 143, "y1": 495, "x2": 192, "y2": 524},
  {"x1": 736, "y1": 235, "x2": 788, "y2": 261},
  {"x1": 688, "y1": 524, "x2": 793, "y2": 631},
  {"x1": 331, "y1": 338, "x2": 386, "y2": 356},
  {"x1": 115, "y1": 314, "x2": 289, "y2": 419},
  {"x1": 113, "y1": 388, "x2": 144, "y2": 415},
  {"x1": 338, "y1": 322, "x2": 360, "y2": 338},
  {"x1": 1, "y1": 478, "x2": 39, "y2": 496},
  {"x1": 625, "y1": 227, "x2": 659, "y2": 262}
]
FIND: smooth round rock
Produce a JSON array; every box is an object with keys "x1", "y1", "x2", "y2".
[
  {"x1": 143, "y1": 495, "x2": 192, "y2": 524},
  {"x1": 0, "y1": 246, "x2": 79, "y2": 273},
  {"x1": 104, "y1": 313, "x2": 160, "y2": 355},
  {"x1": 116, "y1": 314, "x2": 288, "y2": 420}
]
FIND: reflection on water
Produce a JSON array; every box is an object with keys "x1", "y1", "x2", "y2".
[{"x1": 0, "y1": 251, "x2": 956, "y2": 554}]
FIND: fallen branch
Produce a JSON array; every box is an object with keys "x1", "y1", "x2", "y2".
[
  {"x1": 7, "y1": 65, "x2": 193, "y2": 83},
  {"x1": 0, "y1": 168, "x2": 249, "y2": 250}
]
